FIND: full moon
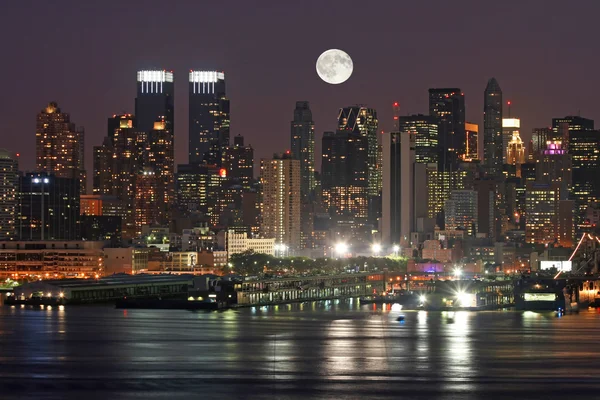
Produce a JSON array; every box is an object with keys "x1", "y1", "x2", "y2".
[{"x1": 316, "y1": 49, "x2": 353, "y2": 84}]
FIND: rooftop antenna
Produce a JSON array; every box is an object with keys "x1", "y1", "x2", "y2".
[
  {"x1": 393, "y1": 101, "x2": 400, "y2": 131},
  {"x1": 507, "y1": 101, "x2": 511, "y2": 118}
]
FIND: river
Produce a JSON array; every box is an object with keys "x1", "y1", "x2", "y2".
[{"x1": 1, "y1": 300, "x2": 599, "y2": 399}]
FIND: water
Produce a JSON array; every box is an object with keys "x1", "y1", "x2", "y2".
[{"x1": 1, "y1": 300, "x2": 600, "y2": 399}]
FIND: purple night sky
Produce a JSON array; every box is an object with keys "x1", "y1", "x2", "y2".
[{"x1": 1, "y1": 0, "x2": 599, "y2": 177}]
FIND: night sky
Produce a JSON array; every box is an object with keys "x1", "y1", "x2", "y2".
[{"x1": 2, "y1": 0, "x2": 600, "y2": 177}]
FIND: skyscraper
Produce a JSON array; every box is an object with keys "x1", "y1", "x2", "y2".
[
  {"x1": 381, "y1": 130, "x2": 427, "y2": 247},
  {"x1": 93, "y1": 114, "x2": 146, "y2": 238},
  {"x1": 536, "y1": 140, "x2": 572, "y2": 186},
  {"x1": 531, "y1": 127, "x2": 552, "y2": 155},
  {"x1": 176, "y1": 163, "x2": 223, "y2": 218},
  {"x1": 146, "y1": 117, "x2": 175, "y2": 225},
  {"x1": 18, "y1": 173, "x2": 80, "y2": 241},
  {"x1": 483, "y1": 78, "x2": 503, "y2": 176},
  {"x1": 502, "y1": 118, "x2": 520, "y2": 164},
  {"x1": 506, "y1": 131, "x2": 525, "y2": 177},
  {"x1": 552, "y1": 116, "x2": 594, "y2": 149},
  {"x1": 525, "y1": 182, "x2": 572, "y2": 247},
  {"x1": 429, "y1": 88, "x2": 465, "y2": 170},
  {"x1": 321, "y1": 130, "x2": 369, "y2": 225},
  {"x1": 445, "y1": 190, "x2": 478, "y2": 236},
  {"x1": 35, "y1": 102, "x2": 86, "y2": 194},
  {"x1": 464, "y1": 122, "x2": 479, "y2": 161},
  {"x1": 398, "y1": 114, "x2": 438, "y2": 164},
  {"x1": 260, "y1": 153, "x2": 301, "y2": 251},
  {"x1": 134, "y1": 169, "x2": 159, "y2": 236},
  {"x1": 568, "y1": 129, "x2": 600, "y2": 228},
  {"x1": 222, "y1": 135, "x2": 254, "y2": 190},
  {"x1": 0, "y1": 149, "x2": 19, "y2": 240},
  {"x1": 135, "y1": 70, "x2": 174, "y2": 134},
  {"x1": 291, "y1": 101, "x2": 315, "y2": 201},
  {"x1": 337, "y1": 107, "x2": 379, "y2": 196},
  {"x1": 188, "y1": 70, "x2": 230, "y2": 165}
]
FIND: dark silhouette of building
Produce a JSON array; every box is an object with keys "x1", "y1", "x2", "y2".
[
  {"x1": 135, "y1": 70, "x2": 174, "y2": 134},
  {"x1": 429, "y1": 88, "x2": 465, "y2": 171},
  {"x1": 222, "y1": 135, "x2": 254, "y2": 190},
  {"x1": 0, "y1": 149, "x2": 19, "y2": 240},
  {"x1": 483, "y1": 78, "x2": 503, "y2": 177},
  {"x1": 18, "y1": 173, "x2": 80, "y2": 240},
  {"x1": 188, "y1": 70, "x2": 229, "y2": 165},
  {"x1": 291, "y1": 101, "x2": 315, "y2": 201},
  {"x1": 80, "y1": 215, "x2": 122, "y2": 246}
]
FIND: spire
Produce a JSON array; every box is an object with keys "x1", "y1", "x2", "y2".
[{"x1": 485, "y1": 77, "x2": 502, "y2": 92}]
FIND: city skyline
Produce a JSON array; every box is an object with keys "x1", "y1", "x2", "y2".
[{"x1": 3, "y1": 1, "x2": 600, "y2": 176}]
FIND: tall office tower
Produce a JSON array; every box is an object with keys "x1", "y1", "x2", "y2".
[
  {"x1": 35, "y1": 102, "x2": 86, "y2": 194},
  {"x1": 260, "y1": 153, "x2": 301, "y2": 251},
  {"x1": 532, "y1": 127, "x2": 552, "y2": 154},
  {"x1": 176, "y1": 163, "x2": 223, "y2": 221},
  {"x1": 222, "y1": 135, "x2": 254, "y2": 190},
  {"x1": 188, "y1": 70, "x2": 230, "y2": 165},
  {"x1": 146, "y1": 117, "x2": 174, "y2": 225},
  {"x1": 473, "y1": 179, "x2": 495, "y2": 238},
  {"x1": 506, "y1": 131, "x2": 526, "y2": 177},
  {"x1": 337, "y1": 107, "x2": 379, "y2": 196},
  {"x1": 568, "y1": 129, "x2": 600, "y2": 228},
  {"x1": 290, "y1": 101, "x2": 315, "y2": 201},
  {"x1": 527, "y1": 140, "x2": 535, "y2": 162},
  {"x1": 502, "y1": 118, "x2": 520, "y2": 164},
  {"x1": 464, "y1": 122, "x2": 479, "y2": 161},
  {"x1": 321, "y1": 130, "x2": 369, "y2": 225},
  {"x1": 93, "y1": 114, "x2": 147, "y2": 238},
  {"x1": 426, "y1": 166, "x2": 469, "y2": 223},
  {"x1": 525, "y1": 182, "x2": 573, "y2": 247},
  {"x1": 536, "y1": 140, "x2": 572, "y2": 186},
  {"x1": 552, "y1": 116, "x2": 594, "y2": 149},
  {"x1": 0, "y1": 149, "x2": 19, "y2": 240},
  {"x1": 135, "y1": 70, "x2": 174, "y2": 135},
  {"x1": 134, "y1": 168, "x2": 159, "y2": 235},
  {"x1": 444, "y1": 190, "x2": 478, "y2": 236},
  {"x1": 18, "y1": 173, "x2": 80, "y2": 240},
  {"x1": 483, "y1": 78, "x2": 503, "y2": 176},
  {"x1": 92, "y1": 137, "x2": 112, "y2": 195},
  {"x1": 381, "y1": 131, "x2": 427, "y2": 247},
  {"x1": 429, "y1": 88, "x2": 465, "y2": 170},
  {"x1": 398, "y1": 114, "x2": 438, "y2": 164}
]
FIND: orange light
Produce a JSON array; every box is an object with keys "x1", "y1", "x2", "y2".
[{"x1": 219, "y1": 168, "x2": 227, "y2": 178}]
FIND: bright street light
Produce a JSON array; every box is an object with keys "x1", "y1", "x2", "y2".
[
  {"x1": 372, "y1": 243, "x2": 381, "y2": 255},
  {"x1": 393, "y1": 245, "x2": 400, "y2": 253},
  {"x1": 454, "y1": 268, "x2": 462, "y2": 278},
  {"x1": 334, "y1": 242, "x2": 348, "y2": 257}
]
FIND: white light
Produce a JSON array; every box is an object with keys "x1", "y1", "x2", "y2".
[
  {"x1": 419, "y1": 295, "x2": 426, "y2": 303},
  {"x1": 46, "y1": 292, "x2": 52, "y2": 297},
  {"x1": 33, "y1": 178, "x2": 40, "y2": 183},
  {"x1": 334, "y1": 243, "x2": 348, "y2": 256},
  {"x1": 59, "y1": 292, "x2": 64, "y2": 298},
  {"x1": 393, "y1": 245, "x2": 400, "y2": 252},
  {"x1": 372, "y1": 243, "x2": 381, "y2": 254},
  {"x1": 454, "y1": 268, "x2": 462, "y2": 278},
  {"x1": 458, "y1": 292, "x2": 474, "y2": 307},
  {"x1": 43, "y1": 178, "x2": 49, "y2": 184},
  {"x1": 137, "y1": 70, "x2": 173, "y2": 83},
  {"x1": 189, "y1": 70, "x2": 224, "y2": 83}
]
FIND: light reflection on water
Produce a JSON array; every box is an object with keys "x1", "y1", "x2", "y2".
[{"x1": 1, "y1": 301, "x2": 600, "y2": 399}]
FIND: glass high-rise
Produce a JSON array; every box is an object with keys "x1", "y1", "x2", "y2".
[
  {"x1": 291, "y1": 101, "x2": 315, "y2": 201},
  {"x1": 429, "y1": 88, "x2": 465, "y2": 171},
  {"x1": 135, "y1": 70, "x2": 174, "y2": 134},
  {"x1": 398, "y1": 114, "x2": 438, "y2": 164},
  {"x1": 189, "y1": 70, "x2": 230, "y2": 165},
  {"x1": 483, "y1": 78, "x2": 503, "y2": 176},
  {"x1": 337, "y1": 107, "x2": 379, "y2": 196}
]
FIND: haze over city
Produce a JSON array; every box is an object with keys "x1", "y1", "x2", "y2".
[{"x1": 2, "y1": 0, "x2": 600, "y2": 173}]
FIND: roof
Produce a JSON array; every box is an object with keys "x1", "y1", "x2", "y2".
[{"x1": 23, "y1": 274, "x2": 194, "y2": 289}]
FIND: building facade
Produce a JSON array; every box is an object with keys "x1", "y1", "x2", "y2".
[
  {"x1": 135, "y1": 70, "x2": 174, "y2": 135},
  {"x1": 483, "y1": 78, "x2": 503, "y2": 176},
  {"x1": 0, "y1": 149, "x2": 18, "y2": 241},
  {"x1": 291, "y1": 101, "x2": 316, "y2": 201},
  {"x1": 429, "y1": 88, "x2": 465, "y2": 170},
  {"x1": 260, "y1": 154, "x2": 301, "y2": 251},
  {"x1": 36, "y1": 102, "x2": 86, "y2": 194},
  {"x1": 188, "y1": 70, "x2": 230, "y2": 165}
]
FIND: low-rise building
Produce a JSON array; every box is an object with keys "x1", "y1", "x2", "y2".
[
  {"x1": 217, "y1": 230, "x2": 275, "y2": 257},
  {"x1": 0, "y1": 241, "x2": 105, "y2": 278}
]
